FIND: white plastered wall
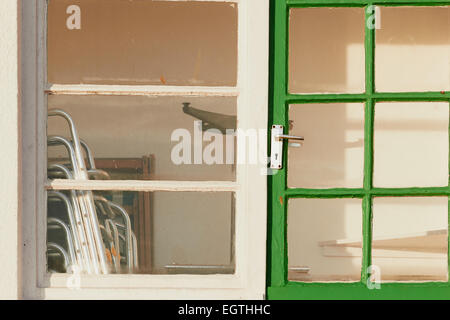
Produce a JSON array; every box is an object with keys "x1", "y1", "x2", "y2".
[{"x1": 0, "y1": 0, "x2": 20, "y2": 299}]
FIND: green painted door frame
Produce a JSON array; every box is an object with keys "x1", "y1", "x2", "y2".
[{"x1": 267, "y1": 0, "x2": 450, "y2": 299}]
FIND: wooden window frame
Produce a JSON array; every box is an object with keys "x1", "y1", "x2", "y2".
[
  {"x1": 20, "y1": 0, "x2": 269, "y2": 299},
  {"x1": 268, "y1": 0, "x2": 450, "y2": 300}
]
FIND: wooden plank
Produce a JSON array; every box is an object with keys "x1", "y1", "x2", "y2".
[
  {"x1": 94, "y1": 158, "x2": 144, "y2": 170},
  {"x1": 46, "y1": 179, "x2": 238, "y2": 192}
]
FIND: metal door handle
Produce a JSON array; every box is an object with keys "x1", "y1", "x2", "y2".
[
  {"x1": 275, "y1": 134, "x2": 304, "y2": 141},
  {"x1": 270, "y1": 125, "x2": 304, "y2": 169}
]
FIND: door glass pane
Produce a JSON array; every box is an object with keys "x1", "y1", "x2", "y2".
[
  {"x1": 288, "y1": 198, "x2": 363, "y2": 282},
  {"x1": 47, "y1": 95, "x2": 237, "y2": 181},
  {"x1": 47, "y1": 0, "x2": 238, "y2": 86},
  {"x1": 375, "y1": 7, "x2": 450, "y2": 92},
  {"x1": 288, "y1": 103, "x2": 365, "y2": 188},
  {"x1": 289, "y1": 7, "x2": 365, "y2": 93},
  {"x1": 372, "y1": 197, "x2": 448, "y2": 282},
  {"x1": 47, "y1": 190, "x2": 235, "y2": 274},
  {"x1": 373, "y1": 102, "x2": 449, "y2": 188}
]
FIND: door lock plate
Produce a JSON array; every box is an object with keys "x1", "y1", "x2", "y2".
[{"x1": 270, "y1": 125, "x2": 284, "y2": 169}]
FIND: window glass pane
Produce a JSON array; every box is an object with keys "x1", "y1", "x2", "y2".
[
  {"x1": 47, "y1": 95, "x2": 237, "y2": 181},
  {"x1": 372, "y1": 197, "x2": 448, "y2": 282},
  {"x1": 289, "y1": 7, "x2": 365, "y2": 93},
  {"x1": 375, "y1": 7, "x2": 450, "y2": 92},
  {"x1": 288, "y1": 103, "x2": 365, "y2": 188},
  {"x1": 47, "y1": 190, "x2": 235, "y2": 274},
  {"x1": 47, "y1": 0, "x2": 238, "y2": 86},
  {"x1": 373, "y1": 102, "x2": 449, "y2": 188},
  {"x1": 288, "y1": 198, "x2": 363, "y2": 282}
]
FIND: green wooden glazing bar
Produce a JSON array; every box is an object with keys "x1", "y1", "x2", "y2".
[
  {"x1": 269, "y1": 0, "x2": 288, "y2": 288},
  {"x1": 371, "y1": 0, "x2": 450, "y2": 4},
  {"x1": 285, "y1": 188, "x2": 365, "y2": 197},
  {"x1": 286, "y1": 92, "x2": 450, "y2": 104},
  {"x1": 286, "y1": 92, "x2": 450, "y2": 103},
  {"x1": 364, "y1": 99, "x2": 374, "y2": 191},
  {"x1": 361, "y1": 196, "x2": 372, "y2": 283},
  {"x1": 370, "y1": 187, "x2": 450, "y2": 196},
  {"x1": 372, "y1": 92, "x2": 450, "y2": 101},
  {"x1": 285, "y1": 187, "x2": 450, "y2": 197},
  {"x1": 365, "y1": 10, "x2": 375, "y2": 95},
  {"x1": 361, "y1": 4, "x2": 375, "y2": 287},
  {"x1": 287, "y1": 0, "x2": 449, "y2": 5},
  {"x1": 288, "y1": 2, "x2": 366, "y2": 7},
  {"x1": 285, "y1": 93, "x2": 367, "y2": 103}
]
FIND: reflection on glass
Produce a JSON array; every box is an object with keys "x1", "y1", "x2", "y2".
[
  {"x1": 47, "y1": 190, "x2": 235, "y2": 275},
  {"x1": 288, "y1": 103, "x2": 365, "y2": 188},
  {"x1": 47, "y1": 0, "x2": 238, "y2": 86},
  {"x1": 289, "y1": 7, "x2": 365, "y2": 93},
  {"x1": 288, "y1": 198, "x2": 362, "y2": 282},
  {"x1": 372, "y1": 197, "x2": 448, "y2": 282},
  {"x1": 375, "y1": 7, "x2": 450, "y2": 92},
  {"x1": 373, "y1": 102, "x2": 449, "y2": 188},
  {"x1": 47, "y1": 95, "x2": 237, "y2": 181}
]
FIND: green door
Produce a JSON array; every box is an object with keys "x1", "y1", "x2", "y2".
[{"x1": 268, "y1": 0, "x2": 450, "y2": 299}]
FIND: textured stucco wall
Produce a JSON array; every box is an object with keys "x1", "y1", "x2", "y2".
[{"x1": 0, "y1": 0, "x2": 19, "y2": 299}]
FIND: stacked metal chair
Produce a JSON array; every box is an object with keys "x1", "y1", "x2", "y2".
[{"x1": 47, "y1": 109, "x2": 138, "y2": 274}]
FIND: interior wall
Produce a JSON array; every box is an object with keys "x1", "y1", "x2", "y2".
[
  {"x1": 47, "y1": 0, "x2": 238, "y2": 86},
  {"x1": 47, "y1": 95, "x2": 236, "y2": 181},
  {"x1": 375, "y1": 6, "x2": 450, "y2": 92},
  {"x1": 372, "y1": 197, "x2": 448, "y2": 281},
  {"x1": 288, "y1": 103, "x2": 365, "y2": 189},
  {"x1": 373, "y1": 102, "x2": 449, "y2": 188},
  {"x1": 288, "y1": 198, "x2": 363, "y2": 281},
  {"x1": 47, "y1": 95, "x2": 236, "y2": 273},
  {"x1": 150, "y1": 192, "x2": 233, "y2": 273},
  {"x1": 289, "y1": 7, "x2": 365, "y2": 93}
]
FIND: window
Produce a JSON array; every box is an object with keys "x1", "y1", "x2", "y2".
[
  {"x1": 269, "y1": 1, "x2": 450, "y2": 299},
  {"x1": 21, "y1": 0, "x2": 268, "y2": 299}
]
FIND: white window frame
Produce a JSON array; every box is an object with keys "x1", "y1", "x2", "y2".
[{"x1": 20, "y1": 0, "x2": 269, "y2": 299}]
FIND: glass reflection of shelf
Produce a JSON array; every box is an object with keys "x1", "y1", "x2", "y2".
[{"x1": 319, "y1": 229, "x2": 447, "y2": 254}]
